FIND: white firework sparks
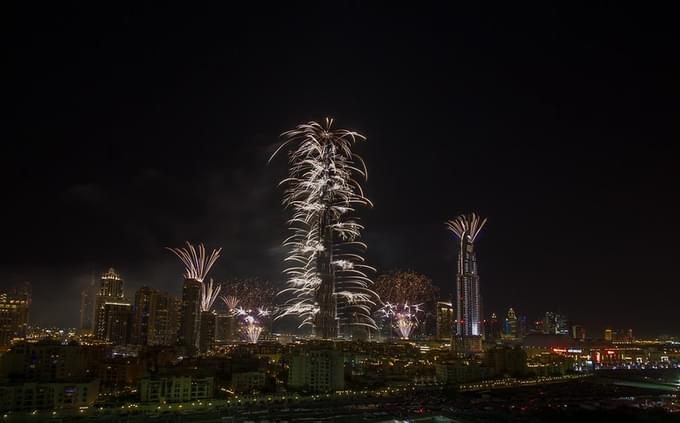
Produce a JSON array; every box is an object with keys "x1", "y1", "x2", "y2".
[
  {"x1": 379, "y1": 302, "x2": 423, "y2": 340},
  {"x1": 236, "y1": 307, "x2": 270, "y2": 343},
  {"x1": 199, "y1": 278, "x2": 221, "y2": 312},
  {"x1": 166, "y1": 242, "x2": 222, "y2": 282},
  {"x1": 446, "y1": 213, "x2": 487, "y2": 242},
  {"x1": 271, "y1": 118, "x2": 377, "y2": 337},
  {"x1": 221, "y1": 295, "x2": 239, "y2": 313}
]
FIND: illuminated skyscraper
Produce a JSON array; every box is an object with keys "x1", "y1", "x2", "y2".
[
  {"x1": 94, "y1": 268, "x2": 132, "y2": 344},
  {"x1": 446, "y1": 213, "x2": 487, "y2": 338},
  {"x1": 0, "y1": 287, "x2": 30, "y2": 348},
  {"x1": 503, "y1": 307, "x2": 518, "y2": 339},
  {"x1": 132, "y1": 286, "x2": 181, "y2": 346}
]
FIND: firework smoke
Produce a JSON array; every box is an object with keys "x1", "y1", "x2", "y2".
[
  {"x1": 373, "y1": 270, "x2": 438, "y2": 305},
  {"x1": 220, "y1": 278, "x2": 275, "y2": 313},
  {"x1": 271, "y1": 118, "x2": 377, "y2": 338}
]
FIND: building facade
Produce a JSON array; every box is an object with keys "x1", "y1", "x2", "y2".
[
  {"x1": 131, "y1": 287, "x2": 179, "y2": 346},
  {"x1": 94, "y1": 268, "x2": 132, "y2": 344},
  {"x1": 435, "y1": 301, "x2": 454, "y2": 340},
  {"x1": 288, "y1": 348, "x2": 345, "y2": 392},
  {"x1": 0, "y1": 293, "x2": 29, "y2": 348},
  {"x1": 138, "y1": 376, "x2": 214, "y2": 403},
  {"x1": 178, "y1": 279, "x2": 201, "y2": 353},
  {"x1": 447, "y1": 213, "x2": 486, "y2": 339}
]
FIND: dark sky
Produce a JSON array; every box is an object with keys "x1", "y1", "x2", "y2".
[{"x1": 3, "y1": 3, "x2": 679, "y2": 337}]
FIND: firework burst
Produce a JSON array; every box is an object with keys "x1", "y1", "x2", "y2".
[
  {"x1": 271, "y1": 118, "x2": 377, "y2": 338},
  {"x1": 166, "y1": 242, "x2": 222, "y2": 282},
  {"x1": 372, "y1": 271, "x2": 436, "y2": 340},
  {"x1": 445, "y1": 213, "x2": 487, "y2": 242},
  {"x1": 235, "y1": 307, "x2": 270, "y2": 343},
  {"x1": 379, "y1": 302, "x2": 423, "y2": 340},
  {"x1": 220, "y1": 278, "x2": 275, "y2": 314},
  {"x1": 199, "y1": 278, "x2": 221, "y2": 312}
]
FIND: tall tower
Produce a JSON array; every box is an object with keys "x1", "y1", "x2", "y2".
[
  {"x1": 79, "y1": 273, "x2": 97, "y2": 332},
  {"x1": 178, "y1": 279, "x2": 201, "y2": 352},
  {"x1": 94, "y1": 268, "x2": 132, "y2": 344},
  {"x1": 167, "y1": 242, "x2": 222, "y2": 355},
  {"x1": 446, "y1": 213, "x2": 487, "y2": 338},
  {"x1": 272, "y1": 119, "x2": 376, "y2": 339}
]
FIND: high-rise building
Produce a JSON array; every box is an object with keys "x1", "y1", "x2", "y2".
[
  {"x1": 446, "y1": 213, "x2": 487, "y2": 338},
  {"x1": 0, "y1": 290, "x2": 30, "y2": 348},
  {"x1": 484, "y1": 312, "x2": 500, "y2": 340},
  {"x1": 215, "y1": 312, "x2": 236, "y2": 342},
  {"x1": 436, "y1": 302, "x2": 454, "y2": 340},
  {"x1": 132, "y1": 287, "x2": 180, "y2": 346},
  {"x1": 555, "y1": 313, "x2": 569, "y2": 335},
  {"x1": 132, "y1": 287, "x2": 154, "y2": 345},
  {"x1": 178, "y1": 278, "x2": 201, "y2": 353},
  {"x1": 198, "y1": 311, "x2": 216, "y2": 353},
  {"x1": 94, "y1": 268, "x2": 132, "y2": 344},
  {"x1": 543, "y1": 312, "x2": 569, "y2": 335},
  {"x1": 151, "y1": 292, "x2": 180, "y2": 346},
  {"x1": 79, "y1": 274, "x2": 97, "y2": 332},
  {"x1": 571, "y1": 324, "x2": 586, "y2": 341},
  {"x1": 603, "y1": 328, "x2": 613, "y2": 342},
  {"x1": 543, "y1": 312, "x2": 556, "y2": 334},
  {"x1": 502, "y1": 307, "x2": 518, "y2": 339}
]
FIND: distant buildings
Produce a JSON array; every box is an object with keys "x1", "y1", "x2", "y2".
[
  {"x1": 79, "y1": 275, "x2": 97, "y2": 332},
  {"x1": 132, "y1": 287, "x2": 180, "y2": 346},
  {"x1": 435, "y1": 301, "x2": 454, "y2": 340},
  {"x1": 94, "y1": 268, "x2": 132, "y2": 344},
  {"x1": 502, "y1": 308, "x2": 518, "y2": 340},
  {"x1": 0, "y1": 290, "x2": 30, "y2": 349},
  {"x1": 544, "y1": 312, "x2": 569, "y2": 335},
  {"x1": 484, "y1": 312, "x2": 500, "y2": 341},
  {"x1": 571, "y1": 324, "x2": 586, "y2": 341},
  {"x1": 215, "y1": 312, "x2": 237, "y2": 342}
]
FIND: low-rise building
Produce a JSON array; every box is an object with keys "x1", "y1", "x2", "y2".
[
  {"x1": 288, "y1": 348, "x2": 344, "y2": 392},
  {"x1": 138, "y1": 376, "x2": 214, "y2": 403},
  {"x1": 0, "y1": 379, "x2": 99, "y2": 411},
  {"x1": 231, "y1": 371, "x2": 266, "y2": 393}
]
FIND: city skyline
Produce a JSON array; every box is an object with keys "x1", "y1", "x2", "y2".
[{"x1": 4, "y1": 3, "x2": 679, "y2": 338}]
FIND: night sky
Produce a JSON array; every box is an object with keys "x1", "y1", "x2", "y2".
[{"x1": 4, "y1": 3, "x2": 679, "y2": 336}]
